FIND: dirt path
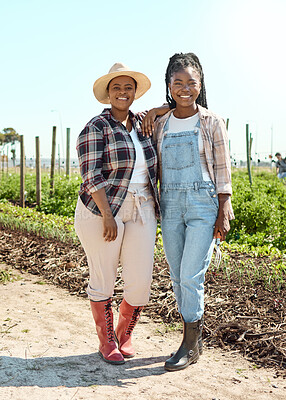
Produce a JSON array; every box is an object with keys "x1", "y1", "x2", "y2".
[{"x1": 0, "y1": 265, "x2": 285, "y2": 400}]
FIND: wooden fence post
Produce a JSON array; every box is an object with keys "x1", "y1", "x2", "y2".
[
  {"x1": 66, "y1": 128, "x2": 71, "y2": 178},
  {"x1": 246, "y1": 124, "x2": 252, "y2": 186},
  {"x1": 20, "y1": 135, "x2": 25, "y2": 207},
  {"x1": 6, "y1": 146, "x2": 9, "y2": 177},
  {"x1": 50, "y1": 126, "x2": 56, "y2": 194},
  {"x1": 35, "y1": 136, "x2": 41, "y2": 206},
  {"x1": 1, "y1": 151, "x2": 4, "y2": 177}
]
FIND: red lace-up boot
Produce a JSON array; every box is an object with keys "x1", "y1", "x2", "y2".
[
  {"x1": 90, "y1": 298, "x2": 125, "y2": 365},
  {"x1": 115, "y1": 299, "x2": 143, "y2": 358}
]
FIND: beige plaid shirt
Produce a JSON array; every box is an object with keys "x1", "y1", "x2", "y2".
[{"x1": 154, "y1": 105, "x2": 234, "y2": 219}]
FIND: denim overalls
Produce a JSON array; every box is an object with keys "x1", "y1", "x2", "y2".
[{"x1": 160, "y1": 118, "x2": 218, "y2": 322}]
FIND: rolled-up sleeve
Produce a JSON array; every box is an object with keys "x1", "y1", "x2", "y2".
[
  {"x1": 213, "y1": 118, "x2": 232, "y2": 195},
  {"x1": 76, "y1": 124, "x2": 108, "y2": 195}
]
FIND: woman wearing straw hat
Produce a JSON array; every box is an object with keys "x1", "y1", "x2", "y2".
[{"x1": 75, "y1": 63, "x2": 168, "y2": 365}]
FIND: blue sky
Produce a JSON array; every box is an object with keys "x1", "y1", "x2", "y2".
[{"x1": 1, "y1": 0, "x2": 286, "y2": 162}]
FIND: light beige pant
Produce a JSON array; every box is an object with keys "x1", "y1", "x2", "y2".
[{"x1": 74, "y1": 185, "x2": 157, "y2": 306}]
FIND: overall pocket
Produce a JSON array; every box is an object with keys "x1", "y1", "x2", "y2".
[
  {"x1": 205, "y1": 187, "x2": 219, "y2": 210},
  {"x1": 164, "y1": 140, "x2": 194, "y2": 170}
]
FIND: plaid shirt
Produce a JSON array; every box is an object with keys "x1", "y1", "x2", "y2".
[
  {"x1": 77, "y1": 108, "x2": 158, "y2": 216},
  {"x1": 154, "y1": 105, "x2": 234, "y2": 219}
]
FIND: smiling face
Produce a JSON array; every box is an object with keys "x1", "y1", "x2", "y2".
[
  {"x1": 169, "y1": 67, "x2": 201, "y2": 116},
  {"x1": 107, "y1": 75, "x2": 136, "y2": 113}
]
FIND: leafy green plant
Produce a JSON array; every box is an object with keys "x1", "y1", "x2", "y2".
[
  {"x1": 39, "y1": 174, "x2": 81, "y2": 216},
  {"x1": 0, "y1": 172, "x2": 81, "y2": 217},
  {"x1": 1, "y1": 168, "x2": 286, "y2": 251},
  {"x1": 209, "y1": 241, "x2": 286, "y2": 292},
  {"x1": 0, "y1": 201, "x2": 78, "y2": 242},
  {"x1": 228, "y1": 169, "x2": 286, "y2": 250},
  {"x1": 0, "y1": 268, "x2": 17, "y2": 284}
]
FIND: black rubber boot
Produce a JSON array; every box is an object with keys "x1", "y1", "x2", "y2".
[
  {"x1": 198, "y1": 315, "x2": 204, "y2": 355},
  {"x1": 170, "y1": 316, "x2": 203, "y2": 357},
  {"x1": 164, "y1": 319, "x2": 202, "y2": 372}
]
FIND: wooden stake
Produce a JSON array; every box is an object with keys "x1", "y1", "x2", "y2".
[
  {"x1": 6, "y1": 146, "x2": 9, "y2": 176},
  {"x1": 50, "y1": 126, "x2": 56, "y2": 194},
  {"x1": 1, "y1": 151, "x2": 4, "y2": 176},
  {"x1": 246, "y1": 124, "x2": 252, "y2": 186},
  {"x1": 35, "y1": 136, "x2": 41, "y2": 206},
  {"x1": 66, "y1": 128, "x2": 71, "y2": 178},
  {"x1": 20, "y1": 135, "x2": 25, "y2": 207}
]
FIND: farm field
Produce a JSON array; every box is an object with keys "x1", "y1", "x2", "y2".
[
  {"x1": 1, "y1": 265, "x2": 285, "y2": 400},
  {"x1": 0, "y1": 168, "x2": 285, "y2": 386}
]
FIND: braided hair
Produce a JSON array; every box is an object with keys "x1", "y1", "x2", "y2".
[{"x1": 165, "y1": 52, "x2": 208, "y2": 109}]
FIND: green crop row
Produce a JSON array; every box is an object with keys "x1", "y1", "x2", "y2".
[
  {"x1": 210, "y1": 241, "x2": 286, "y2": 292},
  {"x1": 0, "y1": 199, "x2": 284, "y2": 292},
  {"x1": 0, "y1": 171, "x2": 80, "y2": 216},
  {"x1": 0, "y1": 168, "x2": 286, "y2": 250},
  {"x1": 228, "y1": 169, "x2": 286, "y2": 250},
  {"x1": 0, "y1": 200, "x2": 77, "y2": 242}
]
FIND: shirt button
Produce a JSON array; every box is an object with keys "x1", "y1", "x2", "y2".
[
  {"x1": 210, "y1": 189, "x2": 214, "y2": 192},
  {"x1": 212, "y1": 194, "x2": 217, "y2": 198}
]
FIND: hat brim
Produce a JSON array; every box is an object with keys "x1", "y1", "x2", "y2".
[{"x1": 93, "y1": 70, "x2": 151, "y2": 104}]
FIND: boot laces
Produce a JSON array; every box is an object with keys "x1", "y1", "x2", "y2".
[
  {"x1": 104, "y1": 301, "x2": 115, "y2": 342},
  {"x1": 126, "y1": 307, "x2": 142, "y2": 335}
]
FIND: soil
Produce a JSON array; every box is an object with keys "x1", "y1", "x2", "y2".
[
  {"x1": 1, "y1": 265, "x2": 286, "y2": 400},
  {"x1": 0, "y1": 227, "x2": 285, "y2": 371},
  {"x1": 0, "y1": 226, "x2": 285, "y2": 399}
]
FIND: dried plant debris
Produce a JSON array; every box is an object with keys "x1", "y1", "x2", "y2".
[{"x1": 0, "y1": 226, "x2": 285, "y2": 376}]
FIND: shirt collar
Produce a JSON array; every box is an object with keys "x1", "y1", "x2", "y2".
[
  {"x1": 100, "y1": 108, "x2": 140, "y2": 131},
  {"x1": 158, "y1": 104, "x2": 209, "y2": 126},
  {"x1": 197, "y1": 104, "x2": 208, "y2": 119},
  {"x1": 101, "y1": 108, "x2": 136, "y2": 122}
]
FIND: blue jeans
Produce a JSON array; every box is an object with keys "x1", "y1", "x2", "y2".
[
  {"x1": 278, "y1": 172, "x2": 286, "y2": 179},
  {"x1": 161, "y1": 187, "x2": 217, "y2": 322}
]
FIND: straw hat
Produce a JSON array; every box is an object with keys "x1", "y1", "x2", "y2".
[{"x1": 93, "y1": 63, "x2": 151, "y2": 104}]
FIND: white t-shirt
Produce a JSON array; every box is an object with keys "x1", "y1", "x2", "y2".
[
  {"x1": 167, "y1": 113, "x2": 211, "y2": 181},
  {"x1": 128, "y1": 128, "x2": 149, "y2": 185}
]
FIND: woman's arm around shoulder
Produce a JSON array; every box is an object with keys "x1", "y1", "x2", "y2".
[{"x1": 140, "y1": 104, "x2": 170, "y2": 137}]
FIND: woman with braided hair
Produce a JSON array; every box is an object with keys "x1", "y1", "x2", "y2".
[{"x1": 144, "y1": 52, "x2": 234, "y2": 371}]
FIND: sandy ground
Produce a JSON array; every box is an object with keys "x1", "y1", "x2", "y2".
[{"x1": 0, "y1": 265, "x2": 285, "y2": 400}]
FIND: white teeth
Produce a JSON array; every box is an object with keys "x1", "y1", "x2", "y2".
[
  {"x1": 118, "y1": 97, "x2": 128, "y2": 100},
  {"x1": 180, "y1": 95, "x2": 190, "y2": 98}
]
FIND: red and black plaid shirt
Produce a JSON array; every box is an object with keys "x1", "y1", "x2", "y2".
[{"x1": 77, "y1": 108, "x2": 158, "y2": 216}]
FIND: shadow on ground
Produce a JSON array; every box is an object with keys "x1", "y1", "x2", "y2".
[{"x1": 0, "y1": 353, "x2": 167, "y2": 388}]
